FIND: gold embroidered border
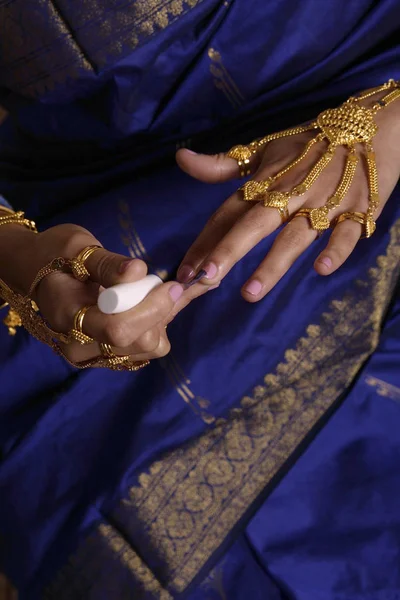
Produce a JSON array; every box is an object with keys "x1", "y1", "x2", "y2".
[
  {"x1": 0, "y1": 0, "x2": 206, "y2": 98},
  {"x1": 45, "y1": 221, "x2": 400, "y2": 598},
  {"x1": 43, "y1": 524, "x2": 172, "y2": 599},
  {"x1": 119, "y1": 221, "x2": 400, "y2": 592}
]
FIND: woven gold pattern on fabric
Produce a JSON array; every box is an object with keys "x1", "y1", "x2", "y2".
[
  {"x1": 208, "y1": 47, "x2": 244, "y2": 109},
  {"x1": 0, "y1": 0, "x2": 94, "y2": 98},
  {"x1": 45, "y1": 221, "x2": 400, "y2": 597},
  {"x1": 120, "y1": 222, "x2": 400, "y2": 593},
  {"x1": 365, "y1": 376, "x2": 400, "y2": 402},
  {"x1": 43, "y1": 524, "x2": 172, "y2": 599},
  {"x1": 0, "y1": 0, "x2": 206, "y2": 98}
]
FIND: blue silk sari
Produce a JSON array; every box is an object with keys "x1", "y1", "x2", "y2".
[{"x1": 0, "y1": 1, "x2": 400, "y2": 598}]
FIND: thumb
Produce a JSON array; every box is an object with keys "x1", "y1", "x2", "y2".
[
  {"x1": 84, "y1": 248, "x2": 148, "y2": 288},
  {"x1": 176, "y1": 148, "x2": 244, "y2": 183}
]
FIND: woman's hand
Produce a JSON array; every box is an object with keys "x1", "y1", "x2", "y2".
[
  {"x1": 0, "y1": 222, "x2": 184, "y2": 365},
  {"x1": 176, "y1": 96, "x2": 400, "y2": 302}
]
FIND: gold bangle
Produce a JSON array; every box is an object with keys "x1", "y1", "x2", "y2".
[
  {"x1": 70, "y1": 245, "x2": 102, "y2": 282},
  {"x1": 68, "y1": 305, "x2": 95, "y2": 345},
  {"x1": 0, "y1": 211, "x2": 38, "y2": 233}
]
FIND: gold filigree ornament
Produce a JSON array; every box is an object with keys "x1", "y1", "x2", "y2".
[
  {"x1": 100, "y1": 343, "x2": 150, "y2": 372},
  {"x1": 68, "y1": 305, "x2": 95, "y2": 345},
  {"x1": 0, "y1": 240, "x2": 149, "y2": 371},
  {"x1": 226, "y1": 142, "x2": 259, "y2": 177},
  {"x1": 70, "y1": 245, "x2": 102, "y2": 282},
  {"x1": 228, "y1": 79, "x2": 400, "y2": 235}
]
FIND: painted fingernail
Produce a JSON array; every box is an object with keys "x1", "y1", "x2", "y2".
[
  {"x1": 244, "y1": 280, "x2": 263, "y2": 296},
  {"x1": 202, "y1": 262, "x2": 218, "y2": 279},
  {"x1": 169, "y1": 284, "x2": 184, "y2": 302},
  {"x1": 177, "y1": 265, "x2": 194, "y2": 283},
  {"x1": 119, "y1": 259, "x2": 134, "y2": 274},
  {"x1": 319, "y1": 256, "x2": 332, "y2": 268},
  {"x1": 186, "y1": 269, "x2": 207, "y2": 287}
]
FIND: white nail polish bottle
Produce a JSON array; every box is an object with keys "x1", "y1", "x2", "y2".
[{"x1": 98, "y1": 274, "x2": 163, "y2": 314}]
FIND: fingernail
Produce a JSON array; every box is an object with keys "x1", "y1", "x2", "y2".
[
  {"x1": 208, "y1": 284, "x2": 220, "y2": 291},
  {"x1": 203, "y1": 262, "x2": 218, "y2": 279},
  {"x1": 244, "y1": 280, "x2": 262, "y2": 296},
  {"x1": 319, "y1": 256, "x2": 332, "y2": 268},
  {"x1": 119, "y1": 259, "x2": 134, "y2": 274},
  {"x1": 186, "y1": 269, "x2": 207, "y2": 287},
  {"x1": 169, "y1": 284, "x2": 184, "y2": 302},
  {"x1": 185, "y1": 149, "x2": 197, "y2": 155},
  {"x1": 177, "y1": 265, "x2": 194, "y2": 283}
]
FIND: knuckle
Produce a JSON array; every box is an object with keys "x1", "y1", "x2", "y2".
[
  {"x1": 215, "y1": 153, "x2": 228, "y2": 181},
  {"x1": 213, "y1": 244, "x2": 235, "y2": 264},
  {"x1": 208, "y1": 207, "x2": 229, "y2": 230},
  {"x1": 95, "y1": 252, "x2": 113, "y2": 282},
  {"x1": 104, "y1": 320, "x2": 131, "y2": 348},
  {"x1": 38, "y1": 277, "x2": 77, "y2": 333},
  {"x1": 153, "y1": 337, "x2": 171, "y2": 358},
  {"x1": 62, "y1": 232, "x2": 86, "y2": 258},
  {"x1": 136, "y1": 329, "x2": 160, "y2": 353},
  {"x1": 329, "y1": 244, "x2": 348, "y2": 264},
  {"x1": 243, "y1": 209, "x2": 268, "y2": 234}
]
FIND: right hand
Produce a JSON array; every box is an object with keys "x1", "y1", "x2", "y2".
[{"x1": 0, "y1": 221, "x2": 184, "y2": 366}]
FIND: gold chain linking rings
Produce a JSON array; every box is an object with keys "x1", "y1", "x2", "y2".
[
  {"x1": 333, "y1": 211, "x2": 376, "y2": 239},
  {"x1": 70, "y1": 245, "x2": 102, "y2": 282},
  {"x1": 28, "y1": 257, "x2": 71, "y2": 297},
  {"x1": 229, "y1": 79, "x2": 400, "y2": 238},
  {"x1": 68, "y1": 305, "x2": 95, "y2": 345},
  {"x1": 238, "y1": 182, "x2": 290, "y2": 224},
  {"x1": 100, "y1": 343, "x2": 150, "y2": 372}
]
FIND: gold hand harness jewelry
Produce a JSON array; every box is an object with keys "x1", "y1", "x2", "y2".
[
  {"x1": 0, "y1": 231, "x2": 151, "y2": 371},
  {"x1": 228, "y1": 79, "x2": 400, "y2": 234}
]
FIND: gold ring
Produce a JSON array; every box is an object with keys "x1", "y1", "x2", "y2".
[
  {"x1": 262, "y1": 191, "x2": 291, "y2": 224},
  {"x1": 292, "y1": 207, "x2": 331, "y2": 233},
  {"x1": 69, "y1": 305, "x2": 95, "y2": 345},
  {"x1": 333, "y1": 211, "x2": 376, "y2": 238},
  {"x1": 227, "y1": 144, "x2": 257, "y2": 178},
  {"x1": 100, "y1": 343, "x2": 150, "y2": 372},
  {"x1": 70, "y1": 245, "x2": 102, "y2": 282},
  {"x1": 239, "y1": 179, "x2": 273, "y2": 202}
]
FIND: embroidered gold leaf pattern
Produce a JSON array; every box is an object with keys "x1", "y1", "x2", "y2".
[
  {"x1": 45, "y1": 221, "x2": 400, "y2": 598},
  {"x1": 0, "y1": 0, "x2": 206, "y2": 98},
  {"x1": 44, "y1": 524, "x2": 172, "y2": 599},
  {"x1": 119, "y1": 221, "x2": 400, "y2": 593}
]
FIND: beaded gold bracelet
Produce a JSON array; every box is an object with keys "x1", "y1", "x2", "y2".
[{"x1": 0, "y1": 209, "x2": 38, "y2": 233}]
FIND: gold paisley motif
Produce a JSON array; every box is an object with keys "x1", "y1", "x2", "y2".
[
  {"x1": 0, "y1": 0, "x2": 206, "y2": 98},
  {"x1": 45, "y1": 220, "x2": 400, "y2": 598}
]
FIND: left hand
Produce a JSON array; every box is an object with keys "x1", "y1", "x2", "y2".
[{"x1": 175, "y1": 96, "x2": 400, "y2": 302}]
